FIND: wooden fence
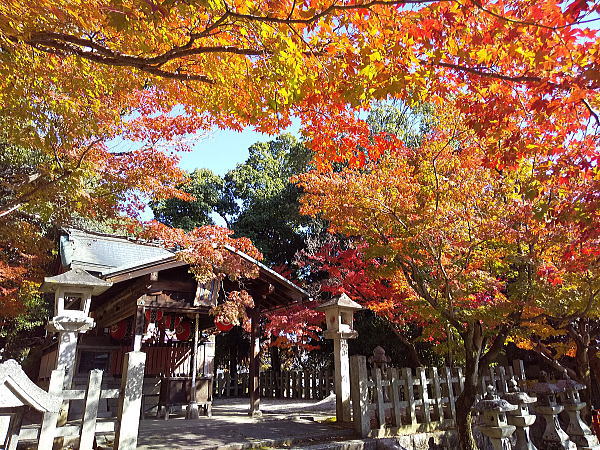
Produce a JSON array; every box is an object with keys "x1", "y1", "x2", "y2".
[
  {"x1": 18, "y1": 351, "x2": 145, "y2": 450},
  {"x1": 213, "y1": 369, "x2": 334, "y2": 400},
  {"x1": 350, "y1": 356, "x2": 525, "y2": 438}
]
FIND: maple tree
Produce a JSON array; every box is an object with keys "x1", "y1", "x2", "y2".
[
  {"x1": 508, "y1": 163, "x2": 600, "y2": 408},
  {"x1": 0, "y1": 1, "x2": 598, "y2": 430},
  {"x1": 296, "y1": 104, "x2": 599, "y2": 448},
  {"x1": 297, "y1": 237, "x2": 427, "y2": 366},
  {"x1": 1, "y1": 0, "x2": 597, "y2": 165}
]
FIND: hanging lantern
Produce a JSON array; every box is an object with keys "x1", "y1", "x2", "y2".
[
  {"x1": 109, "y1": 320, "x2": 127, "y2": 340},
  {"x1": 175, "y1": 320, "x2": 192, "y2": 341},
  {"x1": 214, "y1": 317, "x2": 234, "y2": 332},
  {"x1": 158, "y1": 314, "x2": 172, "y2": 330}
]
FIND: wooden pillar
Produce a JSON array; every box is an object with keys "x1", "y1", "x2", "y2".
[
  {"x1": 271, "y1": 346, "x2": 282, "y2": 397},
  {"x1": 186, "y1": 313, "x2": 200, "y2": 419},
  {"x1": 248, "y1": 310, "x2": 262, "y2": 417},
  {"x1": 133, "y1": 304, "x2": 145, "y2": 351}
]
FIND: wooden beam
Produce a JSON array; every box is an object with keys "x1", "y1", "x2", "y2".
[
  {"x1": 147, "y1": 280, "x2": 196, "y2": 293},
  {"x1": 104, "y1": 259, "x2": 186, "y2": 283}
]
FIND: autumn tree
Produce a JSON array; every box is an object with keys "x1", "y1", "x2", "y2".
[
  {"x1": 508, "y1": 164, "x2": 600, "y2": 408},
  {"x1": 1, "y1": 0, "x2": 597, "y2": 169},
  {"x1": 296, "y1": 237, "x2": 429, "y2": 367},
  {"x1": 1, "y1": 0, "x2": 598, "y2": 405},
  {"x1": 296, "y1": 105, "x2": 599, "y2": 448}
]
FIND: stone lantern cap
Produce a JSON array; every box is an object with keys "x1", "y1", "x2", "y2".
[
  {"x1": 529, "y1": 379, "x2": 564, "y2": 395},
  {"x1": 474, "y1": 386, "x2": 518, "y2": 413},
  {"x1": 556, "y1": 377, "x2": 586, "y2": 392},
  {"x1": 315, "y1": 293, "x2": 363, "y2": 312},
  {"x1": 504, "y1": 378, "x2": 537, "y2": 404},
  {"x1": 41, "y1": 268, "x2": 112, "y2": 296}
]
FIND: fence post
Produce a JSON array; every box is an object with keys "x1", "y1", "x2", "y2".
[
  {"x1": 445, "y1": 367, "x2": 456, "y2": 423},
  {"x1": 303, "y1": 370, "x2": 310, "y2": 399},
  {"x1": 431, "y1": 367, "x2": 444, "y2": 422},
  {"x1": 497, "y1": 366, "x2": 508, "y2": 393},
  {"x1": 113, "y1": 351, "x2": 146, "y2": 450},
  {"x1": 373, "y1": 368, "x2": 385, "y2": 431},
  {"x1": 513, "y1": 359, "x2": 526, "y2": 381},
  {"x1": 389, "y1": 368, "x2": 402, "y2": 427},
  {"x1": 79, "y1": 369, "x2": 103, "y2": 450},
  {"x1": 38, "y1": 369, "x2": 65, "y2": 450},
  {"x1": 350, "y1": 355, "x2": 370, "y2": 437},
  {"x1": 417, "y1": 367, "x2": 431, "y2": 424},
  {"x1": 402, "y1": 367, "x2": 417, "y2": 427}
]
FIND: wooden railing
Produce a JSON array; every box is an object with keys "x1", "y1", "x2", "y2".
[
  {"x1": 213, "y1": 369, "x2": 334, "y2": 400},
  {"x1": 111, "y1": 343, "x2": 194, "y2": 377},
  {"x1": 20, "y1": 351, "x2": 146, "y2": 450},
  {"x1": 350, "y1": 356, "x2": 526, "y2": 438}
]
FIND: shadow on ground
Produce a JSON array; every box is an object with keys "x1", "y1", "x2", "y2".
[{"x1": 137, "y1": 396, "x2": 353, "y2": 449}]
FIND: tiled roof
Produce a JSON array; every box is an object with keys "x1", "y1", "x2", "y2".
[{"x1": 61, "y1": 228, "x2": 174, "y2": 275}]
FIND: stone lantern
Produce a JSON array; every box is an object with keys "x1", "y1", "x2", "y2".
[
  {"x1": 529, "y1": 371, "x2": 575, "y2": 450},
  {"x1": 474, "y1": 385, "x2": 517, "y2": 450},
  {"x1": 369, "y1": 346, "x2": 391, "y2": 373},
  {"x1": 41, "y1": 268, "x2": 112, "y2": 390},
  {"x1": 556, "y1": 376, "x2": 600, "y2": 450},
  {"x1": 503, "y1": 377, "x2": 538, "y2": 450},
  {"x1": 315, "y1": 293, "x2": 362, "y2": 423}
]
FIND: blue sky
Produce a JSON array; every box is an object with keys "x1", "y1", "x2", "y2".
[
  {"x1": 178, "y1": 118, "x2": 301, "y2": 175},
  {"x1": 126, "y1": 118, "x2": 301, "y2": 221}
]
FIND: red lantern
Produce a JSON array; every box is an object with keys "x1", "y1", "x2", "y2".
[
  {"x1": 109, "y1": 320, "x2": 127, "y2": 340},
  {"x1": 158, "y1": 314, "x2": 172, "y2": 330},
  {"x1": 214, "y1": 318, "x2": 234, "y2": 332},
  {"x1": 175, "y1": 321, "x2": 192, "y2": 341}
]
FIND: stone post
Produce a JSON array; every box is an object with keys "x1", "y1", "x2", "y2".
[
  {"x1": 530, "y1": 371, "x2": 576, "y2": 450},
  {"x1": 503, "y1": 377, "x2": 538, "y2": 450},
  {"x1": 114, "y1": 351, "x2": 147, "y2": 450},
  {"x1": 333, "y1": 335, "x2": 351, "y2": 422},
  {"x1": 556, "y1": 377, "x2": 600, "y2": 450},
  {"x1": 315, "y1": 293, "x2": 363, "y2": 424},
  {"x1": 474, "y1": 385, "x2": 517, "y2": 450}
]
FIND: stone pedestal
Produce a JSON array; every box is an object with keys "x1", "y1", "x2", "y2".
[
  {"x1": 504, "y1": 377, "x2": 537, "y2": 450},
  {"x1": 557, "y1": 378, "x2": 600, "y2": 450},
  {"x1": 474, "y1": 385, "x2": 517, "y2": 450}
]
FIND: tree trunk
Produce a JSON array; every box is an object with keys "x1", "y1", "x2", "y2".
[
  {"x1": 270, "y1": 346, "x2": 282, "y2": 397},
  {"x1": 455, "y1": 347, "x2": 480, "y2": 450},
  {"x1": 229, "y1": 341, "x2": 238, "y2": 377},
  {"x1": 455, "y1": 324, "x2": 485, "y2": 450}
]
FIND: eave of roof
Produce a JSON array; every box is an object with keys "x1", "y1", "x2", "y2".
[
  {"x1": 223, "y1": 245, "x2": 310, "y2": 299},
  {"x1": 100, "y1": 246, "x2": 310, "y2": 301}
]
